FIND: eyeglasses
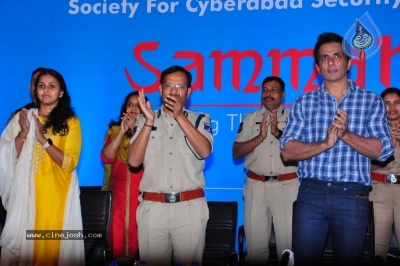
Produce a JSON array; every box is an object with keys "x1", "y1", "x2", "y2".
[
  {"x1": 261, "y1": 87, "x2": 280, "y2": 93},
  {"x1": 162, "y1": 83, "x2": 188, "y2": 90}
]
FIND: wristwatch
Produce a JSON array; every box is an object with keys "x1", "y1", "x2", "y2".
[{"x1": 42, "y1": 138, "x2": 53, "y2": 149}]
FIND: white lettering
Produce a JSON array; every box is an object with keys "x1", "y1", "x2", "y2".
[
  {"x1": 69, "y1": 0, "x2": 80, "y2": 14},
  {"x1": 210, "y1": 0, "x2": 223, "y2": 12},
  {"x1": 147, "y1": 0, "x2": 178, "y2": 13},
  {"x1": 211, "y1": 120, "x2": 219, "y2": 135},
  {"x1": 311, "y1": 0, "x2": 324, "y2": 7},
  {"x1": 93, "y1": 3, "x2": 101, "y2": 14},
  {"x1": 227, "y1": 113, "x2": 243, "y2": 131},
  {"x1": 188, "y1": 0, "x2": 303, "y2": 15},
  {"x1": 276, "y1": 0, "x2": 288, "y2": 8},
  {"x1": 198, "y1": 1, "x2": 210, "y2": 16},
  {"x1": 147, "y1": 0, "x2": 157, "y2": 12},
  {"x1": 127, "y1": 1, "x2": 139, "y2": 17},
  {"x1": 248, "y1": 0, "x2": 259, "y2": 10},
  {"x1": 262, "y1": 0, "x2": 275, "y2": 9},
  {"x1": 158, "y1": 2, "x2": 170, "y2": 13},
  {"x1": 291, "y1": 0, "x2": 302, "y2": 8},
  {"x1": 227, "y1": 114, "x2": 238, "y2": 131},
  {"x1": 81, "y1": 3, "x2": 92, "y2": 14},
  {"x1": 238, "y1": 0, "x2": 246, "y2": 10},
  {"x1": 109, "y1": 3, "x2": 120, "y2": 14},
  {"x1": 171, "y1": 2, "x2": 179, "y2": 12},
  {"x1": 350, "y1": 0, "x2": 363, "y2": 6},
  {"x1": 225, "y1": 0, "x2": 236, "y2": 11},
  {"x1": 68, "y1": 0, "x2": 139, "y2": 18},
  {"x1": 186, "y1": 0, "x2": 198, "y2": 12},
  {"x1": 312, "y1": 0, "x2": 393, "y2": 8}
]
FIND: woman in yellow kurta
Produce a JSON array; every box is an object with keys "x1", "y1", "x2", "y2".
[{"x1": 0, "y1": 68, "x2": 84, "y2": 265}]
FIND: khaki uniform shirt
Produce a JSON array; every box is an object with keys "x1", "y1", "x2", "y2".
[
  {"x1": 373, "y1": 135, "x2": 400, "y2": 175},
  {"x1": 131, "y1": 106, "x2": 213, "y2": 192},
  {"x1": 234, "y1": 105, "x2": 297, "y2": 176}
]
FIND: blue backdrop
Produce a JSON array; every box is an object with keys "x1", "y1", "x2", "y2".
[{"x1": 1, "y1": 0, "x2": 399, "y2": 235}]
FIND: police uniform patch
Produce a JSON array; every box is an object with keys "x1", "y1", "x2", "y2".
[
  {"x1": 204, "y1": 122, "x2": 212, "y2": 134},
  {"x1": 237, "y1": 122, "x2": 244, "y2": 133}
]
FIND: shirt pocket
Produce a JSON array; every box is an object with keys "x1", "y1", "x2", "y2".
[
  {"x1": 176, "y1": 131, "x2": 195, "y2": 154},
  {"x1": 147, "y1": 129, "x2": 164, "y2": 154},
  {"x1": 250, "y1": 124, "x2": 260, "y2": 139}
]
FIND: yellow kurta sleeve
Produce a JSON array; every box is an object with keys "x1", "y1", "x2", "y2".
[{"x1": 60, "y1": 117, "x2": 82, "y2": 173}]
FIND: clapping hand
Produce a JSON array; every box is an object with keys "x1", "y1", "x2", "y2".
[
  {"x1": 391, "y1": 121, "x2": 400, "y2": 147},
  {"x1": 121, "y1": 112, "x2": 136, "y2": 133},
  {"x1": 269, "y1": 110, "x2": 280, "y2": 138},
  {"x1": 32, "y1": 113, "x2": 47, "y2": 144},
  {"x1": 138, "y1": 89, "x2": 154, "y2": 125},
  {"x1": 18, "y1": 108, "x2": 30, "y2": 137},
  {"x1": 333, "y1": 109, "x2": 349, "y2": 139}
]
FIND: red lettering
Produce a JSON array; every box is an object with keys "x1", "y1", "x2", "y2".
[
  {"x1": 174, "y1": 51, "x2": 204, "y2": 91},
  {"x1": 303, "y1": 68, "x2": 320, "y2": 93},
  {"x1": 210, "y1": 50, "x2": 262, "y2": 92},
  {"x1": 124, "y1": 42, "x2": 161, "y2": 93},
  {"x1": 268, "y1": 48, "x2": 315, "y2": 92},
  {"x1": 125, "y1": 35, "x2": 398, "y2": 94},
  {"x1": 380, "y1": 36, "x2": 400, "y2": 88}
]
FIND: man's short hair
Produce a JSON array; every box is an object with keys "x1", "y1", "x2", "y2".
[
  {"x1": 160, "y1": 65, "x2": 192, "y2": 87},
  {"x1": 262, "y1": 76, "x2": 285, "y2": 92},
  {"x1": 313, "y1": 32, "x2": 351, "y2": 64}
]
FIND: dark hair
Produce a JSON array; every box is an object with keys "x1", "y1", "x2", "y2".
[
  {"x1": 34, "y1": 68, "x2": 76, "y2": 136},
  {"x1": 262, "y1": 76, "x2": 285, "y2": 92},
  {"x1": 380, "y1": 87, "x2": 400, "y2": 98},
  {"x1": 31, "y1": 67, "x2": 46, "y2": 81},
  {"x1": 313, "y1": 32, "x2": 351, "y2": 64},
  {"x1": 109, "y1": 91, "x2": 148, "y2": 137},
  {"x1": 109, "y1": 91, "x2": 148, "y2": 127},
  {"x1": 160, "y1": 65, "x2": 192, "y2": 87}
]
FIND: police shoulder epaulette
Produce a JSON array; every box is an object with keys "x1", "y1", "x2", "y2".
[{"x1": 188, "y1": 110, "x2": 210, "y2": 117}]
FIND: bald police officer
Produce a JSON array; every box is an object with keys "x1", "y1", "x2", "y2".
[
  {"x1": 128, "y1": 65, "x2": 213, "y2": 266},
  {"x1": 233, "y1": 76, "x2": 298, "y2": 265}
]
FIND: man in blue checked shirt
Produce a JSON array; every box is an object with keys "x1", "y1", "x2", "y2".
[{"x1": 280, "y1": 32, "x2": 394, "y2": 266}]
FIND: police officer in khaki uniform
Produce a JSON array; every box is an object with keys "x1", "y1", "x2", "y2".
[
  {"x1": 370, "y1": 87, "x2": 400, "y2": 263},
  {"x1": 233, "y1": 76, "x2": 298, "y2": 265},
  {"x1": 128, "y1": 65, "x2": 213, "y2": 266}
]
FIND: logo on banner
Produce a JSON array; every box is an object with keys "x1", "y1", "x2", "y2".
[{"x1": 343, "y1": 12, "x2": 382, "y2": 60}]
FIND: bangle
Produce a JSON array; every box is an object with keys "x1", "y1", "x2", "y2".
[
  {"x1": 18, "y1": 133, "x2": 26, "y2": 142},
  {"x1": 144, "y1": 123, "x2": 153, "y2": 128},
  {"x1": 111, "y1": 139, "x2": 118, "y2": 147},
  {"x1": 256, "y1": 136, "x2": 263, "y2": 143}
]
